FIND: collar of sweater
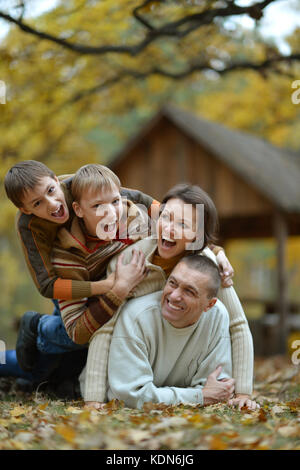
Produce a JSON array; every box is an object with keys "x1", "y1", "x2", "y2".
[{"x1": 55, "y1": 199, "x2": 142, "y2": 254}]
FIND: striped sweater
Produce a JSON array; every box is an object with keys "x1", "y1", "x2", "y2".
[
  {"x1": 52, "y1": 199, "x2": 148, "y2": 344},
  {"x1": 17, "y1": 175, "x2": 159, "y2": 300}
]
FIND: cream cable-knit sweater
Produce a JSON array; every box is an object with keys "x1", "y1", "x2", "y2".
[
  {"x1": 107, "y1": 292, "x2": 232, "y2": 409},
  {"x1": 80, "y1": 237, "x2": 254, "y2": 402}
]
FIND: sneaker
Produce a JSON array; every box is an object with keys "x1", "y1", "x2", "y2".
[
  {"x1": 16, "y1": 311, "x2": 41, "y2": 372},
  {"x1": 45, "y1": 377, "x2": 82, "y2": 400}
]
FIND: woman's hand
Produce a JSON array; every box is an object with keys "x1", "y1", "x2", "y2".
[
  {"x1": 112, "y1": 250, "x2": 146, "y2": 300},
  {"x1": 216, "y1": 250, "x2": 234, "y2": 288},
  {"x1": 228, "y1": 393, "x2": 260, "y2": 410}
]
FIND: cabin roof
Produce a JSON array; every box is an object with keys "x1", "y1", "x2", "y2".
[{"x1": 109, "y1": 105, "x2": 300, "y2": 213}]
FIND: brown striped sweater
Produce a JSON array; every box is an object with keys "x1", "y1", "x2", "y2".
[
  {"x1": 52, "y1": 199, "x2": 148, "y2": 344},
  {"x1": 17, "y1": 174, "x2": 160, "y2": 300}
]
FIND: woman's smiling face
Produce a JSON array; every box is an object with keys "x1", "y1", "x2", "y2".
[{"x1": 156, "y1": 198, "x2": 198, "y2": 259}]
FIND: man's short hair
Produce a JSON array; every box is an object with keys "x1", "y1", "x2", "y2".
[
  {"x1": 71, "y1": 164, "x2": 121, "y2": 202},
  {"x1": 4, "y1": 160, "x2": 55, "y2": 208},
  {"x1": 180, "y1": 254, "x2": 221, "y2": 298}
]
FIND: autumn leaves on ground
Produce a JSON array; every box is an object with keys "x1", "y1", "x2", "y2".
[{"x1": 0, "y1": 356, "x2": 299, "y2": 450}]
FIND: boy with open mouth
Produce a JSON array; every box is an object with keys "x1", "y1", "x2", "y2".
[{"x1": 3, "y1": 161, "x2": 160, "y2": 387}]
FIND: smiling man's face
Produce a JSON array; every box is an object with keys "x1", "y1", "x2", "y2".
[
  {"x1": 20, "y1": 176, "x2": 69, "y2": 224},
  {"x1": 161, "y1": 261, "x2": 217, "y2": 328}
]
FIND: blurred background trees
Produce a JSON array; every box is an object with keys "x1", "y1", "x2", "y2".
[{"x1": 0, "y1": 0, "x2": 299, "y2": 347}]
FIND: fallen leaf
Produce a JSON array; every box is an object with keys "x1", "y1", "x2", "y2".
[
  {"x1": 10, "y1": 406, "x2": 25, "y2": 417},
  {"x1": 15, "y1": 431, "x2": 35, "y2": 443},
  {"x1": 150, "y1": 416, "x2": 188, "y2": 431},
  {"x1": 278, "y1": 426, "x2": 300, "y2": 438},
  {"x1": 286, "y1": 398, "x2": 300, "y2": 412},
  {"x1": 258, "y1": 408, "x2": 268, "y2": 422},
  {"x1": 120, "y1": 429, "x2": 150, "y2": 444},
  {"x1": 209, "y1": 435, "x2": 228, "y2": 450},
  {"x1": 66, "y1": 406, "x2": 82, "y2": 414},
  {"x1": 271, "y1": 405, "x2": 288, "y2": 416},
  {"x1": 55, "y1": 424, "x2": 76, "y2": 444}
]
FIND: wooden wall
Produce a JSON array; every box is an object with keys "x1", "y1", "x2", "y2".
[{"x1": 112, "y1": 116, "x2": 274, "y2": 221}]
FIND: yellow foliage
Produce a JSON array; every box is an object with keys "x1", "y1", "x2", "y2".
[{"x1": 0, "y1": 0, "x2": 299, "y2": 336}]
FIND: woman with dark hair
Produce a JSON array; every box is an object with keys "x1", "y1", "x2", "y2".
[{"x1": 83, "y1": 183, "x2": 255, "y2": 411}]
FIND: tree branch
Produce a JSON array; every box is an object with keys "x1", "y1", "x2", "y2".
[
  {"x1": 0, "y1": 0, "x2": 279, "y2": 56},
  {"x1": 132, "y1": 0, "x2": 160, "y2": 31},
  {"x1": 67, "y1": 52, "x2": 300, "y2": 104}
]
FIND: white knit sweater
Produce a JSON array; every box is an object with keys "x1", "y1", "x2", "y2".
[
  {"x1": 80, "y1": 237, "x2": 253, "y2": 402},
  {"x1": 107, "y1": 292, "x2": 232, "y2": 409}
]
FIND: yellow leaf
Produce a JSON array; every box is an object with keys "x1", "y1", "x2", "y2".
[
  {"x1": 37, "y1": 403, "x2": 49, "y2": 411},
  {"x1": 10, "y1": 406, "x2": 25, "y2": 417},
  {"x1": 10, "y1": 440, "x2": 26, "y2": 450},
  {"x1": 66, "y1": 406, "x2": 82, "y2": 414},
  {"x1": 55, "y1": 424, "x2": 76, "y2": 444},
  {"x1": 78, "y1": 410, "x2": 93, "y2": 423},
  {"x1": 210, "y1": 435, "x2": 228, "y2": 450},
  {"x1": 0, "y1": 419, "x2": 9, "y2": 427}
]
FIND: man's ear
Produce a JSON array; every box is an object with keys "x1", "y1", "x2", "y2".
[
  {"x1": 204, "y1": 297, "x2": 217, "y2": 312},
  {"x1": 19, "y1": 207, "x2": 32, "y2": 215},
  {"x1": 72, "y1": 201, "x2": 83, "y2": 218}
]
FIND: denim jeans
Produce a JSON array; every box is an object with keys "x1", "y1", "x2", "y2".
[
  {"x1": 37, "y1": 300, "x2": 87, "y2": 354},
  {"x1": 0, "y1": 300, "x2": 87, "y2": 384},
  {"x1": 0, "y1": 349, "x2": 87, "y2": 384}
]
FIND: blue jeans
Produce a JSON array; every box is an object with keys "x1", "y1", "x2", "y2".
[
  {"x1": 0, "y1": 349, "x2": 60, "y2": 382},
  {"x1": 0, "y1": 349, "x2": 87, "y2": 384},
  {"x1": 37, "y1": 300, "x2": 87, "y2": 354},
  {"x1": 0, "y1": 300, "x2": 87, "y2": 384}
]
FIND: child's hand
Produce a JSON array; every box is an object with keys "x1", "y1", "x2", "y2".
[
  {"x1": 84, "y1": 401, "x2": 106, "y2": 411},
  {"x1": 112, "y1": 250, "x2": 146, "y2": 299}
]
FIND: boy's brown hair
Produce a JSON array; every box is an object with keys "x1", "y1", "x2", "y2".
[
  {"x1": 71, "y1": 164, "x2": 121, "y2": 202},
  {"x1": 4, "y1": 160, "x2": 56, "y2": 208}
]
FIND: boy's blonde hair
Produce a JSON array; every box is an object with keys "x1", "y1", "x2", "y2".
[{"x1": 71, "y1": 164, "x2": 121, "y2": 202}]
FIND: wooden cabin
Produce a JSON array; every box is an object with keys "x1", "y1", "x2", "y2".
[{"x1": 109, "y1": 105, "x2": 300, "y2": 354}]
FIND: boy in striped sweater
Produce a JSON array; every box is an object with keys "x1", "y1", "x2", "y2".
[
  {"x1": 50, "y1": 163, "x2": 150, "y2": 345},
  {"x1": 4, "y1": 161, "x2": 159, "y2": 382}
]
